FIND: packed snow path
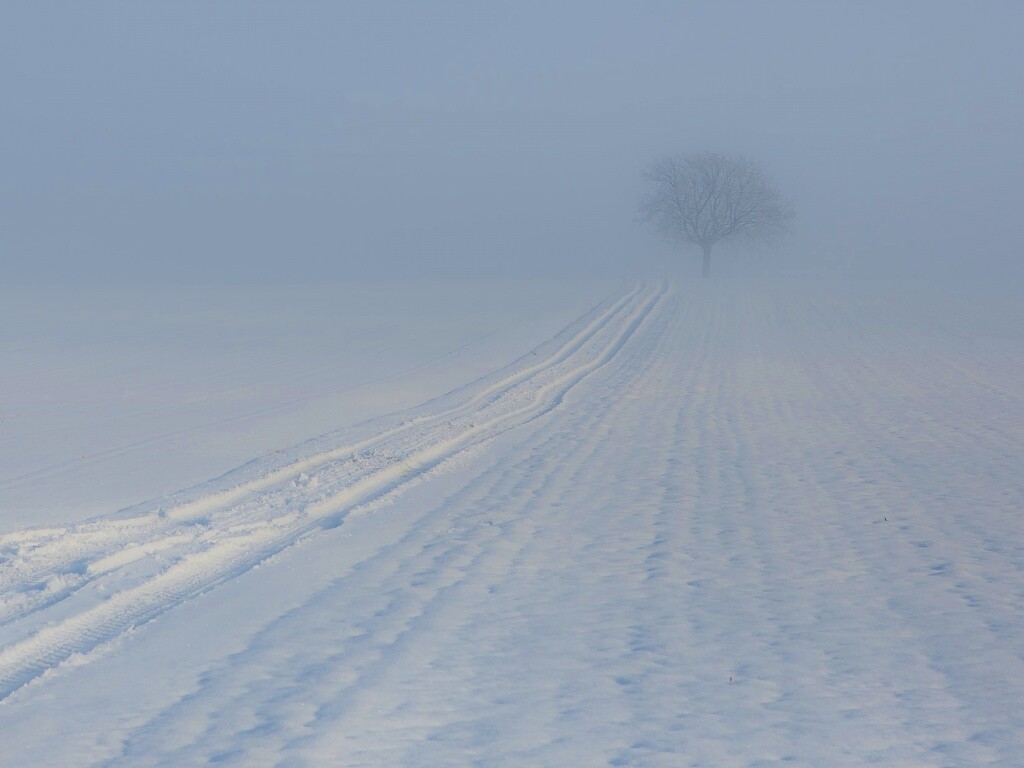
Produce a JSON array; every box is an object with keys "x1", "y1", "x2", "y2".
[{"x1": 1, "y1": 282, "x2": 1023, "y2": 766}]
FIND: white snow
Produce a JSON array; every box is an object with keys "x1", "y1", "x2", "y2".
[
  {"x1": 1, "y1": 280, "x2": 1022, "y2": 766},
  {"x1": 0, "y1": 279, "x2": 613, "y2": 532}
]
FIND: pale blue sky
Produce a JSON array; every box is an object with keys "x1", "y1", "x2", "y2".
[{"x1": 3, "y1": 1, "x2": 1022, "y2": 282}]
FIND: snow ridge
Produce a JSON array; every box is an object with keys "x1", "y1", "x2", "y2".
[{"x1": 0, "y1": 282, "x2": 665, "y2": 700}]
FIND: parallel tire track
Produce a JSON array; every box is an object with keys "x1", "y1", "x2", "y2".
[
  {"x1": 0, "y1": 284, "x2": 644, "y2": 624},
  {"x1": 0, "y1": 283, "x2": 665, "y2": 701}
]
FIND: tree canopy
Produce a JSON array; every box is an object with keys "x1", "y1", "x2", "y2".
[{"x1": 640, "y1": 153, "x2": 794, "y2": 277}]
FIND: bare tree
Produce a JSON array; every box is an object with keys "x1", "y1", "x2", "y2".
[{"x1": 639, "y1": 153, "x2": 794, "y2": 278}]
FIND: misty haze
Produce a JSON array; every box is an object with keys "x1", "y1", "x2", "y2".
[{"x1": 2, "y1": 3, "x2": 1022, "y2": 766}]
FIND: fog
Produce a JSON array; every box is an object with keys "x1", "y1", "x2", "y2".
[{"x1": 3, "y1": 1, "x2": 1022, "y2": 284}]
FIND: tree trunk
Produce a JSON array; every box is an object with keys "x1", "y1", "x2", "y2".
[{"x1": 701, "y1": 245, "x2": 712, "y2": 279}]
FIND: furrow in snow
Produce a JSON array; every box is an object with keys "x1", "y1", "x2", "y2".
[
  {"x1": 0, "y1": 284, "x2": 644, "y2": 625},
  {"x1": 0, "y1": 283, "x2": 665, "y2": 700}
]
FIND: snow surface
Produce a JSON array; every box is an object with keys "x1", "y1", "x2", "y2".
[
  {"x1": 1, "y1": 280, "x2": 1023, "y2": 766},
  {"x1": 0, "y1": 279, "x2": 613, "y2": 532}
]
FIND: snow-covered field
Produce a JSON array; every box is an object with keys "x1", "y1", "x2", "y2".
[
  {"x1": 1, "y1": 280, "x2": 1022, "y2": 766},
  {"x1": 0, "y1": 280, "x2": 612, "y2": 532}
]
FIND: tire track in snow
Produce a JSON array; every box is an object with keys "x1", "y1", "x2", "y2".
[
  {"x1": 244, "y1": 296, "x2": 669, "y2": 766},
  {"x1": 0, "y1": 283, "x2": 666, "y2": 701},
  {"x1": 0, "y1": 284, "x2": 643, "y2": 625},
  {"x1": 106, "y1": 364, "x2": 625, "y2": 766}
]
